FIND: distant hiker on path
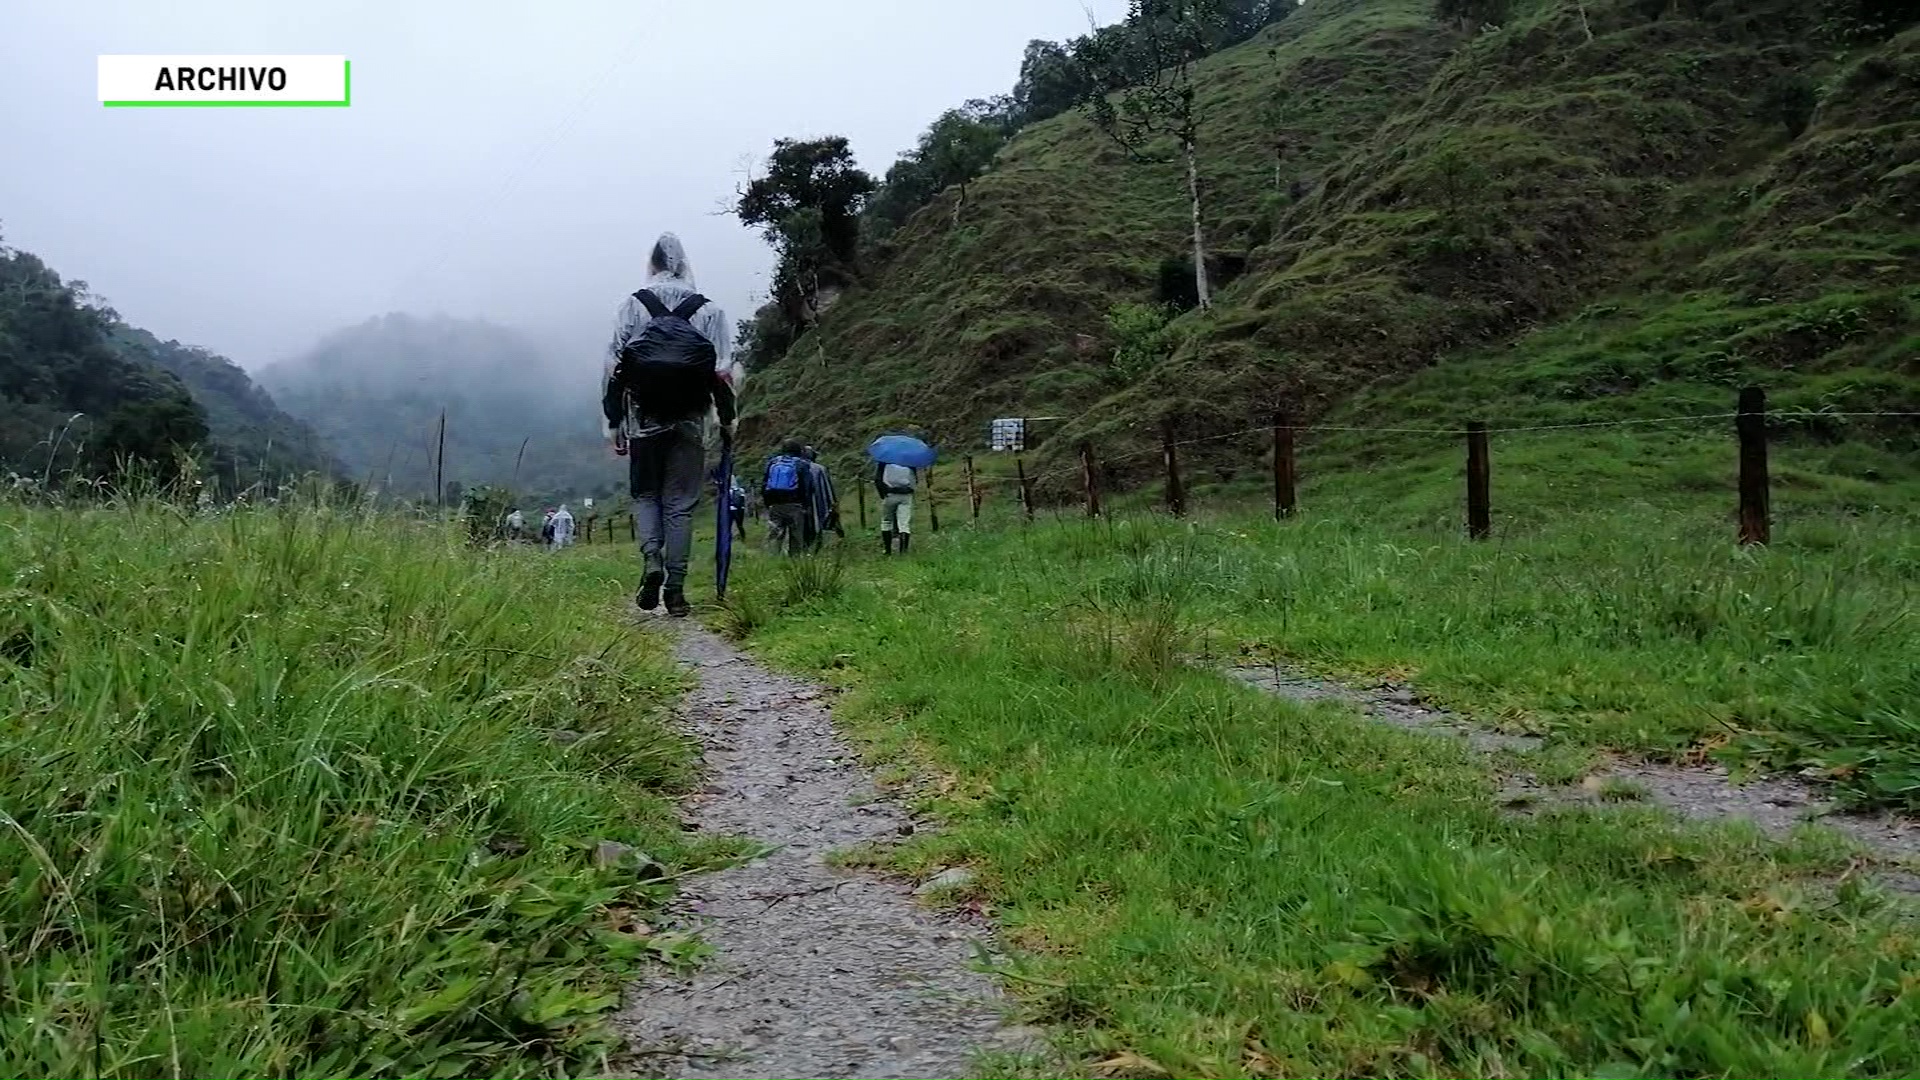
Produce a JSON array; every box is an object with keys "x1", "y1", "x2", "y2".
[
  {"x1": 550, "y1": 505, "x2": 576, "y2": 550},
  {"x1": 876, "y1": 461, "x2": 916, "y2": 555},
  {"x1": 708, "y1": 460, "x2": 751, "y2": 541},
  {"x1": 506, "y1": 507, "x2": 526, "y2": 541},
  {"x1": 761, "y1": 440, "x2": 814, "y2": 556},
  {"x1": 603, "y1": 232, "x2": 738, "y2": 618},
  {"x1": 730, "y1": 478, "x2": 749, "y2": 541},
  {"x1": 802, "y1": 445, "x2": 842, "y2": 551}
]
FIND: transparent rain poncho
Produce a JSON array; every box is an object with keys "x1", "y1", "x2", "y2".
[{"x1": 601, "y1": 232, "x2": 743, "y2": 438}]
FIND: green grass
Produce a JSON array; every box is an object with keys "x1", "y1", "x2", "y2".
[
  {"x1": 0, "y1": 498, "x2": 731, "y2": 1078},
  {"x1": 676, "y1": 498, "x2": 1920, "y2": 1077}
]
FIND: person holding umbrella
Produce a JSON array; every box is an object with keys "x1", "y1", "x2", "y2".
[{"x1": 868, "y1": 433, "x2": 936, "y2": 556}]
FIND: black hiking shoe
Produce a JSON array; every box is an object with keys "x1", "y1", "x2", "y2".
[
  {"x1": 664, "y1": 587, "x2": 691, "y2": 619},
  {"x1": 636, "y1": 569, "x2": 664, "y2": 611}
]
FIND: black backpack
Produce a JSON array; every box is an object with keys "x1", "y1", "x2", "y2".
[{"x1": 607, "y1": 289, "x2": 718, "y2": 425}]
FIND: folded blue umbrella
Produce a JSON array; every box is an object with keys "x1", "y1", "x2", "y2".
[
  {"x1": 868, "y1": 434, "x2": 937, "y2": 469},
  {"x1": 713, "y1": 440, "x2": 734, "y2": 600}
]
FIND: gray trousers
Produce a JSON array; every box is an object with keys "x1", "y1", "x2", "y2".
[
  {"x1": 766, "y1": 501, "x2": 809, "y2": 556},
  {"x1": 629, "y1": 428, "x2": 704, "y2": 586}
]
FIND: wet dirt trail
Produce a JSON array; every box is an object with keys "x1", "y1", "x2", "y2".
[{"x1": 610, "y1": 623, "x2": 1033, "y2": 1080}]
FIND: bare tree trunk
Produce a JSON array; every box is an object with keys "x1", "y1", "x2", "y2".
[{"x1": 1185, "y1": 136, "x2": 1211, "y2": 310}]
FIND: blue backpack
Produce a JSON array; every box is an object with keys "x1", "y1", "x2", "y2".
[
  {"x1": 606, "y1": 289, "x2": 717, "y2": 424},
  {"x1": 764, "y1": 455, "x2": 803, "y2": 497}
]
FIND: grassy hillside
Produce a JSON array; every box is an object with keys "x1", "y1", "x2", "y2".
[{"x1": 745, "y1": 0, "x2": 1917, "y2": 506}]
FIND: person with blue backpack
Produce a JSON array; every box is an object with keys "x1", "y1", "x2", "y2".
[
  {"x1": 761, "y1": 440, "x2": 814, "y2": 556},
  {"x1": 602, "y1": 233, "x2": 738, "y2": 618}
]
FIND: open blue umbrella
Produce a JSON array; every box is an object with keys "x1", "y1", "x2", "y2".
[{"x1": 868, "y1": 434, "x2": 938, "y2": 469}]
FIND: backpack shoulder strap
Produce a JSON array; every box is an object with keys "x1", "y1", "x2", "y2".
[
  {"x1": 671, "y1": 294, "x2": 709, "y2": 319},
  {"x1": 631, "y1": 289, "x2": 672, "y2": 319}
]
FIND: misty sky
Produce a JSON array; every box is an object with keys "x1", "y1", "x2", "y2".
[{"x1": 1, "y1": 0, "x2": 1127, "y2": 373}]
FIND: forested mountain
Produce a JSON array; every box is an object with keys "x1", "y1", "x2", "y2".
[
  {"x1": 741, "y1": 0, "x2": 1919, "y2": 500},
  {"x1": 113, "y1": 326, "x2": 341, "y2": 486},
  {"x1": 260, "y1": 313, "x2": 616, "y2": 506},
  {"x1": 2, "y1": 240, "x2": 208, "y2": 484}
]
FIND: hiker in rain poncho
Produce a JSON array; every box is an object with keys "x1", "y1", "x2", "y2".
[
  {"x1": 602, "y1": 232, "x2": 739, "y2": 616},
  {"x1": 802, "y1": 445, "x2": 842, "y2": 551},
  {"x1": 550, "y1": 505, "x2": 576, "y2": 550},
  {"x1": 506, "y1": 507, "x2": 527, "y2": 541}
]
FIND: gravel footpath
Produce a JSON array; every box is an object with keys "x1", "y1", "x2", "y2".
[
  {"x1": 1229, "y1": 664, "x2": 1920, "y2": 889},
  {"x1": 608, "y1": 623, "x2": 1036, "y2": 1080}
]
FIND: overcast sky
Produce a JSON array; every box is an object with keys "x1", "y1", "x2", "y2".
[{"x1": 1, "y1": 0, "x2": 1127, "y2": 371}]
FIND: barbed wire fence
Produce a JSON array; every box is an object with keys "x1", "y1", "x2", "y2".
[{"x1": 902, "y1": 388, "x2": 1919, "y2": 546}]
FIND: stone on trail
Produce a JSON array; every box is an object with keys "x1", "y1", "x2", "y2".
[{"x1": 914, "y1": 867, "x2": 977, "y2": 897}]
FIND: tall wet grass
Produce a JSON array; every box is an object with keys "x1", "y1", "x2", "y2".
[
  {"x1": 0, "y1": 498, "x2": 712, "y2": 1077},
  {"x1": 710, "y1": 503, "x2": 1920, "y2": 1077}
]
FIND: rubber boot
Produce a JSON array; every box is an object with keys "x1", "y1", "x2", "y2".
[
  {"x1": 899, "y1": 533, "x2": 910, "y2": 555},
  {"x1": 664, "y1": 585, "x2": 691, "y2": 619},
  {"x1": 882, "y1": 531, "x2": 895, "y2": 556}
]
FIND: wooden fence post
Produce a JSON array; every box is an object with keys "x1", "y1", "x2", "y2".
[
  {"x1": 1080, "y1": 441, "x2": 1102, "y2": 518},
  {"x1": 1738, "y1": 386, "x2": 1770, "y2": 546},
  {"x1": 1273, "y1": 410, "x2": 1296, "y2": 519},
  {"x1": 1016, "y1": 453, "x2": 1034, "y2": 523},
  {"x1": 966, "y1": 455, "x2": 981, "y2": 520},
  {"x1": 927, "y1": 465, "x2": 941, "y2": 532},
  {"x1": 857, "y1": 481, "x2": 868, "y2": 531},
  {"x1": 1466, "y1": 420, "x2": 1491, "y2": 541},
  {"x1": 1163, "y1": 416, "x2": 1186, "y2": 517}
]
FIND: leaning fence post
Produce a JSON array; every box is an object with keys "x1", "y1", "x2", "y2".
[
  {"x1": 1163, "y1": 416, "x2": 1187, "y2": 517},
  {"x1": 1016, "y1": 453, "x2": 1035, "y2": 523},
  {"x1": 1080, "y1": 441, "x2": 1103, "y2": 518},
  {"x1": 1738, "y1": 386, "x2": 1770, "y2": 545},
  {"x1": 1273, "y1": 409, "x2": 1297, "y2": 519},
  {"x1": 857, "y1": 481, "x2": 868, "y2": 531},
  {"x1": 1466, "y1": 420, "x2": 1491, "y2": 541}
]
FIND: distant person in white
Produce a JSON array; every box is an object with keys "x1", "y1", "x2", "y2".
[{"x1": 549, "y1": 505, "x2": 575, "y2": 550}]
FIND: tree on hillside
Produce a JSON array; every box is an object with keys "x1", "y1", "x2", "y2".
[
  {"x1": 736, "y1": 137, "x2": 875, "y2": 329},
  {"x1": 919, "y1": 107, "x2": 1008, "y2": 222},
  {"x1": 1013, "y1": 39, "x2": 1094, "y2": 125},
  {"x1": 1079, "y1": 0, "x2": 1233, "y2": 311}
]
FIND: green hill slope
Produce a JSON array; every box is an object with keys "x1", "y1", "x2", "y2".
[{"x1": 746, "y1": 0, "x2": 1917, "y2": 511}]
